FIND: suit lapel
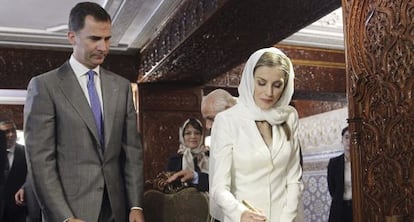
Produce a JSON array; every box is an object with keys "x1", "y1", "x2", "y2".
[
  {"x1": 57, "y1": 62, "x2": 104, "y2": 159},
  {"x1": 339, "y1": 154, "x2": 345, "y2": 188},
  {"x1": 8, "y1": 145, "x2": 27, "y2": 184},
  {"x1": 250, "y1": 121, "x2": 272, "y2": 158},
  {"x1": 101, "y1": 69, "x2": 119, "y2": 151},
  {"x1": 10, "y1": 145, "x2": 24, "y2": 173}
]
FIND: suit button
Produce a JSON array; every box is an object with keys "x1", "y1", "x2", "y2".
[{"x1": 98, "y1": 186, "x2": 104, "y2": 191}]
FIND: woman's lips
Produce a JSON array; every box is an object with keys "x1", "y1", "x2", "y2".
[{"x1": 261, "y1": 98, "x2": 273, "y2": 103}]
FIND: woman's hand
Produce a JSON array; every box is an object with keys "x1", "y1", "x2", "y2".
[
  {"x1": 166, "y1": 170, "x2": 194, "y2": 183},
  {"x1": 240, "y1": 210, "x2": 267, "y2": 222}
]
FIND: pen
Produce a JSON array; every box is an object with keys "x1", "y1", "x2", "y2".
[{"x1": 242, "y1": 200, "x2": 260, "y2": 213}]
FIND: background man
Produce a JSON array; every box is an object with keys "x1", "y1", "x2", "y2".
[
  {"x1": 201, "y1": 89, "x2": 237, "y2": 131},
  {"x1": 24, "y1": 2, "x2": 144, "y2": 222},
  {"x1": 327, "y1": 126, "x2": 352, "y2": 222},
  {"x1": 0, "y1": 117, "x2": 27, "y2": 222},
  {"x1": 166, "y1": 89, "x2": 236, "y2": 184},
  {"x1": 15, "y1": 173, "x2": 42, "y2": 222}
]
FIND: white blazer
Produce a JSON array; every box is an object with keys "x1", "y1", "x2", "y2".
[{"x1": 210, "y1": 104, "x2": 302, "y2": 222}]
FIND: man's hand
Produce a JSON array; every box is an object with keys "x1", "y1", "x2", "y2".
[
  {"x1": 14, "y1": 188, "x2": 25, "y2": 206},
  {"x1": 166, "y1": 170, "x2": 194, "y2": 183},
  {"x1": 129, "y1": 209, "x2": 145, "y2": 222}
]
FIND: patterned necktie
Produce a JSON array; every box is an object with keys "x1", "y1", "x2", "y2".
[{"x1": 87, "y1": 70, "x2": 104, "y2": 148}]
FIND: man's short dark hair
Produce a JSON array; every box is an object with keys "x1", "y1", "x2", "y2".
[
  {"x1": 68, "y1": 2, "x2": 111, "y2": 32},
  {"x1": 0, "y1": 111, "x2": 14, "y2": 126},
  {"x1": 341, "y1": 126, "x2": 349, "y2": 136}
]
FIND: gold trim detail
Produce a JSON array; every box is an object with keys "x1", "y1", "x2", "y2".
[{"x1": 291, "y1": 59, "x2": 346, "y2": 69}]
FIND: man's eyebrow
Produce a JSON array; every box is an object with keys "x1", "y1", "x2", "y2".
[{"x1": 88, "y1": 35, "x2": 112, "y2": 40}]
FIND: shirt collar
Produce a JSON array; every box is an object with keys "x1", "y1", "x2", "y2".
[
  {"x1": 344, "y1": 154, "x2": 350, "y2": 162},
  {"x1": 6, "y1": 145, "x2": 15, "y2": 154},
  {"x1": 69, "y1": 55, "x2": 100, "y2": 77}
]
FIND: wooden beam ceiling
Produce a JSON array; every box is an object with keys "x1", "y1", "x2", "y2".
[{"x1": 139, "y1": 0, "x2": 341, "y2": 83}]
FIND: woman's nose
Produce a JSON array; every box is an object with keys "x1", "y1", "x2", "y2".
[{"x1": 266, "y1": 85, "x2": 273, "y2": 96}]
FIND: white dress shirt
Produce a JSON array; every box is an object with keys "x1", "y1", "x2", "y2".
[
  {"x1": 6, "y1": 146, "x2": 15, "y2": 168},
  {"x1": 343, "y1": 157, "x2": 352, "y2": 200},
  {"x1": 69, "y1": 55, "x2": 104, "y2": 114}
]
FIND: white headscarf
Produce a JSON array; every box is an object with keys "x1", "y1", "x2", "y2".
[
  {"x1": 177, "y1": 118, "x2": 209, "y2": 173},
  {"x1": 237, "y1": 47, "x2": 296, "y2": 125}
]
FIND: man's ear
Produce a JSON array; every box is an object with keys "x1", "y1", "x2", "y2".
[{"x1": 67, "y1": 31, "x2": 76, "y2": 45}]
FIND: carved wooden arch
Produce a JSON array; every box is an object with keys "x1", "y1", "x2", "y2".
[{"x1": 343, "y1": 0, "x2": 414, "y2": 220}]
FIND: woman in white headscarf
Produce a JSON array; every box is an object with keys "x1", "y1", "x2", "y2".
[
  {"x1": 167, "y1": 118, "x2": 209, "y2": 191},
  {"x1": 210, "y1": 47, "x2": 303, "y2": 222}
]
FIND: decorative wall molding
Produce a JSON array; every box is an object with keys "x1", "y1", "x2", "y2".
[
  {"x1": 299, "y1": 107, "x2": 348, "y2": 154},
  {"x1": 281, "y1": 8, "x2": 344, "y2": 50},
  {"x1": 0, "y1": 89, "x2": 26, "y2": 105}
]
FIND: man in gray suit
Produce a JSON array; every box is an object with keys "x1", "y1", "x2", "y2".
[{"x1": 24, "y1": 2, "x2": 144, "y2": 222}]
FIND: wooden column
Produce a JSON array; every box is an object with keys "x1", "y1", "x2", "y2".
[{"x1": 343, "y1": 0, "x2": 414, "y2": 221}]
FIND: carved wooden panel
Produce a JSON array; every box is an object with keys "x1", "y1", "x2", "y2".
[
  {"x1": 280, "y1": 44, "x2": 346, "y2": 95},
  {"x1": 139, "y1": 0, "x2": 219, "y2": 81},
  {"x1": 206, "y1": 65, "x2": 243, "y2": 88},
  {"x1": 139, "y1": 0, "x2": 341, "y2": 83},
  {"x1": 294, "y1": 66, "x2": 346, "y2": 93},
  {"x1": 0, "y1": 105, "x2": 23, "y2": 129},
  {"x1": 140, "y1": 84, "x2": 200, "y2": 112},
  {"x1": 0, "y1": 47, "x2": 139, "y2": 89},
  {"x1": 138, "y1": 83, "x2": 202, "y2": 181},
  {"x1": 0, "y1": 48, "x2": 69, "y2": 89},
  {"x1": 343, "y1": 0, "x2": 414, "y2": 221},
  {"x1": 292, "y1": 100, "x2": 347, "y2": 118}
]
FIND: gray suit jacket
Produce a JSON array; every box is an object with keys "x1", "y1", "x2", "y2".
[{"x1": 24, "y1": 62, "x2": 143, "y2": 222}]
